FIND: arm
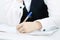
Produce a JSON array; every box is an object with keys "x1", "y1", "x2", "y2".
[
  {"x1": 16, "y1": 0, "x2": 58, "y2": 35},
  {"x1": 34, "y1": 0, "x2": 59, "y2": 32}
]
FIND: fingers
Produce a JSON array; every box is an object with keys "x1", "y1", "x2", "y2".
[
  {"x1": 18, "y1": 27, "x2": 26, "y2": 33},
  {"x1": 16, "y1": 23, "x2": 26, "y2": 33},
  {"x1": 16, "y1": 23, "x2": 23, "y2": 30},
  {"x1": 16, "y1": 25, "x2": 24, "y2": 33}
]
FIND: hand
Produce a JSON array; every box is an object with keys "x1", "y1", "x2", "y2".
[{"x1": 16, "y1": 21, "x2": 42, "y2": 33}]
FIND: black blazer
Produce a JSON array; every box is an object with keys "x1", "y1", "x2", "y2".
[{"x1": 21, "y1": 0, "x2": 49, "y2": 23}]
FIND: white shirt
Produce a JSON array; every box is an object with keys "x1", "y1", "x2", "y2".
[
  {"x1": 0, "y1": 0, "x2": 60, "y2": 35},
  {"x1": 24, "y1": 0, "x2": 31, "y2": 12},
  {"x1": 19, "y1": 0, "x2": 58, "y2": 31}
]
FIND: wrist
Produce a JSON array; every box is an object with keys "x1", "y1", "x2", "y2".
[{"x1": 34, "y1": 21, "x2": 42, "y2": 30}]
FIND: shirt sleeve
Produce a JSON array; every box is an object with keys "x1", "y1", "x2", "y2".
[
  {"x1": 35, "y1": 0, "x2": 58, "y2": 32},
  {"x1": 36, "y1": 17, "x2": 57, "y2": 32},
  {"x1": 29, "y1": 0, "x2": 59, "y2": 36},
  {"x1": 38, "y1": 0, "x2": 59, "y2": 31}
]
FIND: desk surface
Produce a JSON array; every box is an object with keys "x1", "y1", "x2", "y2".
[
  {"x1": 0, "y1": 29, "x2": 60, "y2": 40},
  {"x1": 0, "y1": 24, "x2": 60, "y2": 40}
]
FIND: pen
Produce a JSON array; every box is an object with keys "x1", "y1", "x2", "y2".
[
  {"x1": 18, "y1": 12, "x2": 32, "y2": 30},
  {"x1": 21, "y1": 12, "x2": 32, "y2": 33},
  {"x1": 23, "y1": 12, "x2": 32, "y2": 22}
]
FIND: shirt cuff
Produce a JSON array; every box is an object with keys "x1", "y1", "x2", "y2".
[{"x1": 35, "y1": 18, "x2": 57, "y2": 32}]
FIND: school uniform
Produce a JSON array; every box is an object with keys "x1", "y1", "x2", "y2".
[{"x1": 0, "y1": 0, "x2": 58, "y2": 35}]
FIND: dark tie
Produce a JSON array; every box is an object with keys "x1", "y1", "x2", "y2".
[{"x1": 20, "y1": 1, "x2": 28, "y2": 23}]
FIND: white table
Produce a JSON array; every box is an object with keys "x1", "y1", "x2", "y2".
[{"x1": 0, "y1": 24, "x2": 60, "y2": 40}]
